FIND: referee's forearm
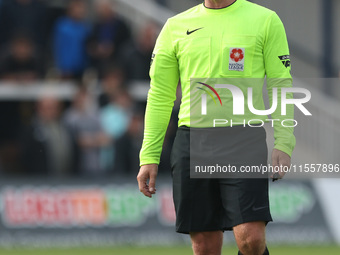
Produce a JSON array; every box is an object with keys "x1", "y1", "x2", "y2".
[
  {"x1": 139, "y1": 94, "x2": 175, "y2": 166},
  {"x1": 268, "y1": 86, "x2": 295, "y2": 157}
]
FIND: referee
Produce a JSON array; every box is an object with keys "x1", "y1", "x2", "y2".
[{"x1": 137, "y1": 0, "x2": 295, "y2": 255}]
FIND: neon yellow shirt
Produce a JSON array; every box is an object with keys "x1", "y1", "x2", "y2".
[{"x1": 140, "y1": 0, "x2": 296, "y2": 165}]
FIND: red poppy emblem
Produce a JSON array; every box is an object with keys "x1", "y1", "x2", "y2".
[{"x1": 230, "y1": 48, "x2": 244, "y2": 63}]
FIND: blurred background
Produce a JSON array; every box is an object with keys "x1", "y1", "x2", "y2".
[{"x1": 0, "y1": 0, "x2": 339, "y2": 254}]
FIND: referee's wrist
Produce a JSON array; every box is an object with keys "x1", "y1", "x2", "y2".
[{"x1": 140, "y1": 162, "x2": 160, "y2": 167}]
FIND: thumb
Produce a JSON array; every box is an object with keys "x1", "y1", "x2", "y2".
[
  {"x1": 272, "y1": 151, "x2": 279, "y2": 168},
  {"x1": 271, "y1": 150, "x2": 280, "y2": 179}
]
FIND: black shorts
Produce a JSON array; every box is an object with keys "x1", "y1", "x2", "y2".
[{"x1": 170, "y1": 126, "x2": 272, "y2": 234}]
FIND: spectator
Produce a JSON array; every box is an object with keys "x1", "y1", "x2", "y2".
[
  {"x1": 87, "y1": 0, "x2": 131, "y2": 75},
  {"x1": 0, "y1": 34, "x2": 41, "y2": 175},
  {"x1": 123, "y1": 22, "x2": 159, "y2": 81},
  {"x1": 0, "y1": 138, "x2": 21, "y2": 175},
  {"x1": 114, "y1": 107, "x2": 144, "y2": 176},
  {"x1": 98, "y1": 66, "x2": 125, "y2": 108},
  {"x1": 21, "y1": 96, "x2": 74, "y2": 176},
  {"x1": 0, "y1": 34, "x2": 42, "y2": 81},
  {"x1": 0, "y1": 0, "x2": 47, "y2": 49},
  {"x1": 100, "y1": 89, "x2": 132, "y2": 172},
  {"x1": 64, "y1": 87, "x2": 110, "y2": 175},
  {"x1": 53, "y1": 0, "x2": 91, "y2": 79}
]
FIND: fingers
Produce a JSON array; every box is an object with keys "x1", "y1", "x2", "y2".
[
  {"x1": 137, "y1": 174, "x2": 152, "y2": 198},
  {"x1": 272, "y1": 172, "x2": 281, "y2": 182},
  {"x1": 137, "y1": 165, "x2": 158, "y2": 198},
  {"x1": 271, "y1": 149, "x2": 291, "y2": 181}
]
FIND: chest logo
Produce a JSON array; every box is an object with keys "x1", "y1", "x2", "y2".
[
  {"x1": 187, "y1": 27, "x2": 203, "y2": 35},
  {"x1": 229, "y1": 48, "x2": 245, "y2": 71}
]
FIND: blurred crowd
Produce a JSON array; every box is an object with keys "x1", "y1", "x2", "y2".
[{"x1": 0, "y1": 0, "x2": 178, "y2": 177}]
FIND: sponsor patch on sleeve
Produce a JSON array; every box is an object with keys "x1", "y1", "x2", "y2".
[
  {"x1": 278, "y1": 55, "x2": 291, "y2": 68},
  {"x1": 150, "y1": 53, "x2": 155, "y2": 66}
]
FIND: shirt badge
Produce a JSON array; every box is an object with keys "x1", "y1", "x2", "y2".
[{"x1": 229, "y1": 48, "x2": 245, "y2": 71}]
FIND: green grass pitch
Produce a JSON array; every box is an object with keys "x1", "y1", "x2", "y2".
[{"x1": 0, "y1": 246, "x2": 340, "y2": 255}]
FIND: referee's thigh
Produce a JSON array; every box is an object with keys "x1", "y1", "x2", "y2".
[
  {"x1": 219, "y1": 178, "x2": 272, "y2": 229},
  {"x1": 171, "y1": 128, "x2": 225, "y2": 234}
]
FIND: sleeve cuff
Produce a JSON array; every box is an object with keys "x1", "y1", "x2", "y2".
[
  {"x1": 140, "y1": 159, "x2": 160, "y2": 166},
  {"x1": 274, "y1": 144, "x2": 293, "y2": 157}
]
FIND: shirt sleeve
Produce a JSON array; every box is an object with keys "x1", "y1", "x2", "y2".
[
  {"x1": 139, "y1": 20, "x2": 179, "y2": 166},
  {"x1": 264, "y1": 12, "x2": 296, "y2": 157}
]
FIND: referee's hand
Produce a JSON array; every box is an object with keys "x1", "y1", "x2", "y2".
[
  {"x1": 271, "y1": 148, "x2": 291, "y2": 181},
  {"x1": 137, "y1": 164, "x2": 158, "y2": 198}
]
